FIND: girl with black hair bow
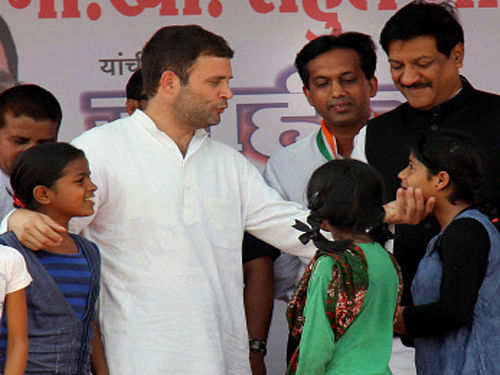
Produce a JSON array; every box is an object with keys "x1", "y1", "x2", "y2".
[{"x1": 287, "y1": 159, "x2": 402, "y2": 375}]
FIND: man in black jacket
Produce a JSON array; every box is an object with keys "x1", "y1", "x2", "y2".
[{"x1": 366, "y1": 1, "x2": 500, "y2": 310}]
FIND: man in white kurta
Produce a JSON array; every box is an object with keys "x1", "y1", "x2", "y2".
[
  {"x1": 69, "y1": 109, "x2": 313, "y2": 374},
  {"x1": 2, "y1": 26, "x2": 315, "y2": 375}
]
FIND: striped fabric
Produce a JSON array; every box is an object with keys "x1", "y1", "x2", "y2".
[
  {"x1": 0, "y1": 247, "x2": 91, "y2": 350},
  {"x1": 36, "y1": 249, "x2": 91, "y2": 319}
]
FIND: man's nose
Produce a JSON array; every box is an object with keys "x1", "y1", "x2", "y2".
[
  {"x1": 220, "y1": 82, "x2": 233, "y2": 99},
  {"x1": 330, "y1": 80, "x2": 346, "y2": 98},
  {"x1": 399, "y1": 65, "x2": 420, "y2": 86}
]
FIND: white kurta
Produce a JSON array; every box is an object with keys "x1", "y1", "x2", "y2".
[
  {"x1": 0, "y1": 171, "x2": 13, "y2": 222},
  {"x1": 69, "y1": 110, "x2": 313, "y2": 375}
]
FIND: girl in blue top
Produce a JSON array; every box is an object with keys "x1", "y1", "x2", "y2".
[
  {"x1": 395, "y1": 131, "x2": 500, "y2": 374},
  {"x1": 0, "y1": 143, "x2": 109, "y2": 375}
]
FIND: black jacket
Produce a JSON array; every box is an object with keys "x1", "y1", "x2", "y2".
[{"x1": 366, "y1": 77, "x2": 500, "y2": 306}]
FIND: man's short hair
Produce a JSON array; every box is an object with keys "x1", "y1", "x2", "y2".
[
  {"x1": 0, "y1": 84, "x2": 62, "y2": 129},
  {"x1": 126, "y1": 69, "x2": 145, "y2": 100},
  {"x1": 380, "y1": 1, "x2": 464, "y2": 57},
  {"x1": 295, "y1": 32, "x2": 377, "y2": 89},
  {"x1": 141, "y1": 25, "x2": 234, "y2": 98}
]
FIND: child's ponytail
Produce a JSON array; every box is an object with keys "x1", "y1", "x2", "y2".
[{"x1": 294, "y1": 159, "x2": 391, "y2": 251}]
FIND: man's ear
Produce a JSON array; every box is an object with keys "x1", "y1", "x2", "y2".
[
  {"x1": 159, "y1": 71, "x2": 179, "y2": 93},
  {"x1": 368, "y1": 76, "x2": 378, "y2": 98},
  {"x1": 125, "y1": 99, "x2": 139, "y2": 116},
  {"x1": 302, "y1": 85, "x2": 314, "y2": 107},
  {"x1": 451, "y1": 43, "x2": 464, "y2": 69},
  {"x1": 32, "y1": 185, "x2": 52, "y2": 206}
]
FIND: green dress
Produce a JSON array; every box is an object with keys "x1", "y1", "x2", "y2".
[{"x1": 296, "y1": 242, "x2": 400, "y2": 375}]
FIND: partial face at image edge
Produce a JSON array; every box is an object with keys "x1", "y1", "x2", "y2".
[{"x1": 0, "y1": 111, "x2": 59, "y2": 175}]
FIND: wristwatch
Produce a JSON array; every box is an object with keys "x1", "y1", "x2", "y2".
[{"x1": 249, "y1": 338, "x2": 267, "y2": 356}]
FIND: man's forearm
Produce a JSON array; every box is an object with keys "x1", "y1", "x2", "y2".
[{"x1": 244, "y1": 255, "x2": 274, "y2": 375}]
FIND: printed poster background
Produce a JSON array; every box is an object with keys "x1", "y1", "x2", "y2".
[{"x1": 1, "y1": 1, "x2": 499, "y2": 373}]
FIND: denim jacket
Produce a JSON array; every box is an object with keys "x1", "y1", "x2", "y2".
[
  {"x1": 411, "y1": 209, "x2": 500, "y2": 375},
  {"x1": 0, "y1": 231, "x2": 101, "y2": 375}
]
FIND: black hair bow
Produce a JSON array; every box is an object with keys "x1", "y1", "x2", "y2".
[{"x1": 292, "y1": 219, "x2": 319, "y2": 245}]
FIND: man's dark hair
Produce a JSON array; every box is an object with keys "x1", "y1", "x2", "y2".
[
  {"x1": 0, "y1": 16, "x2": 18, "y2": 81},
  {"x1": 126, "y1": 69, "x2": 145, "y2": 100},
  {"x1": 141, "y1": 25, "x2": 234, "y2": 98},
  {"x1": 380, "y1": 1, "x2": 464, "y2": 57},
  {"x1": 295, "y1": 32, "x2": 377, "y2": 89},
  {"x1": 0, "y1": 84, "x2": 62, "y2": 129}
]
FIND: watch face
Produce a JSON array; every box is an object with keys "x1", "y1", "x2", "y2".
[{"x1": 249, "y1": 339, "x2": 267, "y2": 354}]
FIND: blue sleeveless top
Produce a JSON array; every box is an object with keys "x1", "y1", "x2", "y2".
[{"x1": 411, "y1": 209, "x2": 500, "y2": 375}]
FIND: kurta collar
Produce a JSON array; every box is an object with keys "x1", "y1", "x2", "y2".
[{"x1": 132, "y1": 110, "x2": 209, "y2": 158}]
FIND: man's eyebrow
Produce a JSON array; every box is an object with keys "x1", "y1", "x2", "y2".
[{"x1": 209, "y1": 74, "x2": 232, "y2": 79}]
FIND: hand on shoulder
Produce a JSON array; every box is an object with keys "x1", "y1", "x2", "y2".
[{"x1": 8, "y1": 209, "x2": 66, "y2": 250}]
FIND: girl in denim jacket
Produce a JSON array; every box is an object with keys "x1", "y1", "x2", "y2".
[
  {"x1": 0, "y1": 143, "x2": 108, "y2": 375},
  {"x1": 395, "y1": 131, "x2": 500, "y2": 375}
]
